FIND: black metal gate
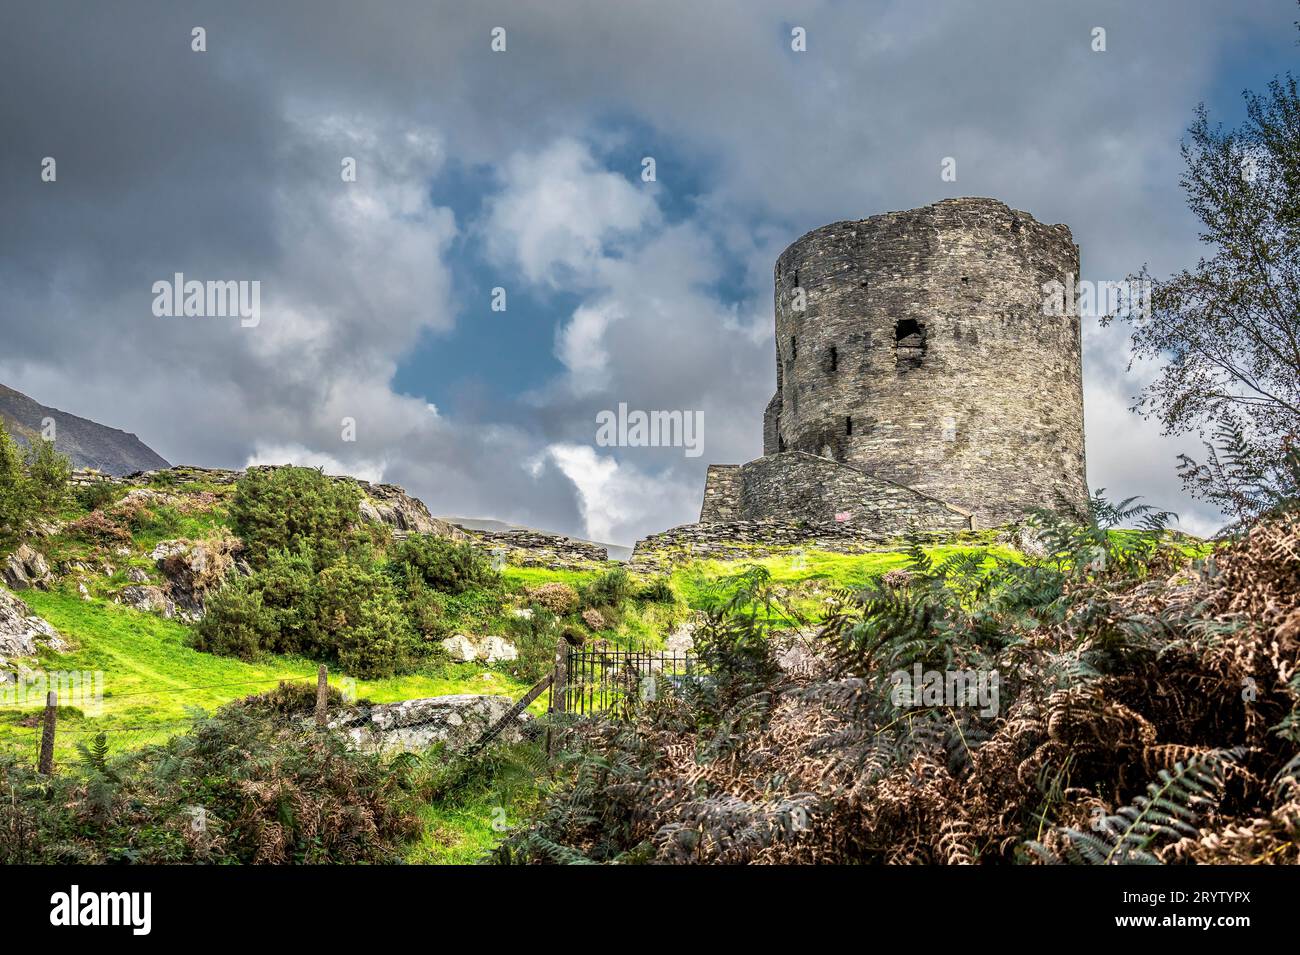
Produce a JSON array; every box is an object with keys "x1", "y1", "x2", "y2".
[{"x1": 554, "y1": 643, "x2": 695, "y2": 715}]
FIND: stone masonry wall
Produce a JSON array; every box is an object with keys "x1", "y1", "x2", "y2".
[
  {"x1": 765, "y1": 197, "x2": 1088, "y2": 526},
  {"x1": 731, "y1": 451, "x2": 971, "y2": 533},
  {"x1": 628, "y1": 519, "x2": 969, "y2": 573},
  {"x1": 699, "y1": 465, "x2": 742, "y2": 522}
]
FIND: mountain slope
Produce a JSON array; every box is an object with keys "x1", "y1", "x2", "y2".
[{"x1": 0, "y1": 383, "x2": 169, "y2": 475}]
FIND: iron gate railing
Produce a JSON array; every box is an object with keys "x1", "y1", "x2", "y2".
[{"x1": 551, "y1": 643, "x2": 696, "y2": 715}]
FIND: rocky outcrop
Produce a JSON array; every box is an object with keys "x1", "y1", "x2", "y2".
[
  {"x1": 0, "y1": 585, "x2": 65, "y2": 672},
  {"x1": 328, "y1": 694, "x2": 530, "y2": 752},
  {"x1": 357, "y1": 481, "x2": 464, "y2": 538},
  {"x1": 150, "y1": 537, "x2": 238, "y2": 619},
  {"x1": 116, "y1": 584, "x2": 175, "y2": 618},
  {"x1": 2, "y1": 544, "x2": 53, "y2": 591}
]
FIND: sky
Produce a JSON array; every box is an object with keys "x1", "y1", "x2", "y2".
[{"x1": 1, "y1": 1, "x2": 1296, "y2": 544}]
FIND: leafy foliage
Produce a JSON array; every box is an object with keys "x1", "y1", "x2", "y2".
[
  {"x1": 1111, "y1": 48, "x2": 1300, "y2": 507},
  {"x1": 389, "y1": 532, "x2": 501, "y2": 596},
  {"x1": 230, "y1": 466, "x2": 360, "y2": 568},
  {"x1": 0, "y1": 421, "x2": 70, "y2": 536}
]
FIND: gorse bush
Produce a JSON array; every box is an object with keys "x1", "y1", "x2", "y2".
[
  {"x1": 389, "y1": 533, "x2": 501, "y2": 595},
  {"x1": 580, "y1": 566, "x2": 633, "y2": 609},
  {"x1": 195, "y1": 551, "x2": 417, "y2": 678},
  {"x1": 230, "y1": 466, "x2": 360, "y2": 568}
]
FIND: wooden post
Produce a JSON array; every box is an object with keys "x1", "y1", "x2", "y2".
[
  {"x1": 38, "y1": 690, "x2": 57, "y2": 774},
  {"x1": 314, "y1": 664, "x2": 328, "y2": 728},
  {"x1": 547, "y1": 636, "x2": 569, "y2": 756}
]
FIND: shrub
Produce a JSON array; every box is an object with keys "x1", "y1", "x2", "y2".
[
  {"x1": 66, "y1": 509, "x2": 132, "y2": 546},
  {"x1": 503, "y1": 606, "x2": 559, "y2": 683},
  {"x1": 335, "y1": 588, "x2": 417, "y2": 678},
  {"x1": 580, "y1": 567, "x2": 633, "y2": 608},
  {"x1": 581, "y1": 607, "x2": 606, "y2": 631},
  {"x1": 254, "y1": 547, "x2": 319, "y2": 655},
  {"x1": 634, "y1": 577, "x2": 677, "y2": 604},
  {"x1": 192, "y1": 577, "x2": 273, "y2": 660},
  {"x1": 390, "y1": 533, "x2": 500, "y2": 595},
  {"x1": 525, "y1": 582, "x2": 579, "y2": 615},
  {"x1": 230, "y1": 466, "x2": 360, "y2": 569},
  {"x1": 0, "y1": 424, "x2": 71, "y2": 535},
  {"x1": 73, "y1": 481, "x2": 117, "y2": 512},
  {"x1": 0, "y1": 423, "x2": 28, "y2": 534},
  {"x1": 24, "y1": 439, "x2": 70, "y2": 513}
]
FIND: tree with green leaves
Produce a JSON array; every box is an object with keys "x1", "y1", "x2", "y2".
[
  {"x1": 24, "y1": 437, "x2": 71, "y2": 513},
  {"x1": 1113, "y1": 25, "x2": 1299, "y2": 517},
  {"x1": 0, "y1": 421, "x2": 26, "y2": 534}
]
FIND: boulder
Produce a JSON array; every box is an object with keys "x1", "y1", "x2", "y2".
[
  {"x1": 126, "y1": 566, "x2": 150, "y2": 583},
  {"x1": 2, "y1": 544, "x2": 53, "y2": 591},
  {"x1": 327, "y1": 694, "x2": 530, "y2": 752},
  {"x1": 478, "y1": 635, "x2": 518, "y2": 663},
  {"x1": 439, "y1": 633, "x2": 519, "y2": 663},
  {"x1": 439, "y1": 634, "x2": 479, "y2": 662},
  {"x1": 0, "y1": 585, "x2": 66, "y2": 671}
]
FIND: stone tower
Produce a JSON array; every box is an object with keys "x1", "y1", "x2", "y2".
[{"x1": 762, "y1": 197, "x2": 1088, "y2": 527}]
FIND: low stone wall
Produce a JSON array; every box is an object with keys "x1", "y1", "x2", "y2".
[
  {"x1": 327, "y1": 694, "x2": 531, "y2": 753},
  {"x1": 629, "y1": 518, "x2": 966, "y2": 572},
  {"x1": 694, "y1": 451, "x2": 971, "y2": 541},
  {"x1": 461, "y1": 528, "x2": 608, "y2": 569}
]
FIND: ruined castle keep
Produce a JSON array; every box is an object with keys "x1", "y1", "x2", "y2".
[{"x1": 701, "y1": 197, "x2": 1088, "y2": 534}]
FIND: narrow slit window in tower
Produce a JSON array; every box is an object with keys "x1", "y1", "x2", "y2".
[
  {"x1": 790, "y1": 335, "x2": 797, "y2": 359},
  {"x1": 845, "y1": 416, "x2": 852, "y2": 435},
  {"x1": 829, "y1": 345, "x2": 838, "y2": 372}
]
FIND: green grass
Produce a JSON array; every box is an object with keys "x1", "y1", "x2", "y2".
[
  {"x1": 0, "y1": 587, "x2": 531, "y2": 762},
  {"x1": 405, "y1": 742, "x2": 550, "y2": 864}
]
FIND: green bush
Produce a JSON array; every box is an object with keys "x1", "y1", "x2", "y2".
[
  {"x1": 634, "y1": 577, "x2": 678, "y2": 605},
  {"x1": 24, "y1": 438, "x2": 70, "y2": 512},
  {"x1": 230, "y1": 466, "x2": 360, "y2": 569},
  {"x1": 196, "y1": 552, "x2": 417, "y2": 678},
  {"x1": 192, "y1": 577, "x2": 273, "y2": 660},
  {"x1": 0, "y1": 423, "x2": 70, "y2": 535},
  {"x1": 254, "y1": 547, "x2": 320, "y2": 655},
  {"x1": 390, "y1": 533, "x2": 500, "y2": 595},
  {"x1": 72, "y1": 480, "x2": 117, "y2": 512},
  {"x1": 335, "y1": 588, "x2": 417, "y2": 678},
  {"x1": 580, "y1": 566, "x2": 633, "y2": 609}
]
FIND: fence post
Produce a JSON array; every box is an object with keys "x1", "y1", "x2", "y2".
[
  {"x1": 547, "y1": 636, "x2": 569, "y2": 756},
  {"x1": 38, "y1": 690, "x2": 57, "y2": 774},
  {"x1": 315, "y1": 664, "x2": 328, "y2": 729}
]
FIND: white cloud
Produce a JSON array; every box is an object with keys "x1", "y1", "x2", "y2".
[
  {"x1": 547, "y1": 443, "x2": 700, "y2": 544},
  {"x1": 245, "y1": 443, "x2": 387, "y2": 484},
  {"x1": 481, "y1": 138, "x2": 659, "y2": 288}
]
